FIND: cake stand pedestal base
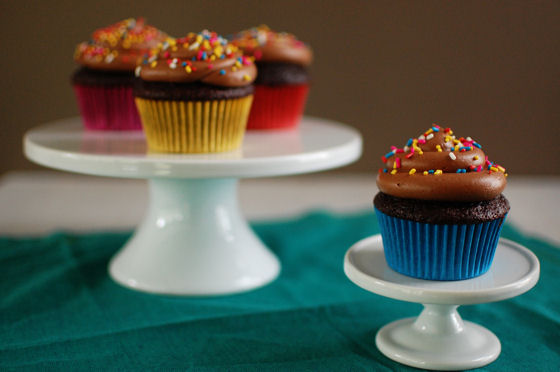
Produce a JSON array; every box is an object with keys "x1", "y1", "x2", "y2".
[{"x1": 109, "y1": 178, "x2": 280, "y2": 295}]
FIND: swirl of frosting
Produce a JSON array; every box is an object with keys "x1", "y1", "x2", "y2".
[
  {"x1": 74, "y1": 18, "x2": 168, "y2": 71},
  {"x1": 376, "y1": 125, "x2": 507, "y2": 201},
  {"x1": 230, "y1": 25, "x2": 312, "y2": 66},
  {"x1": 137, "y1": 30, "x2": 257, "y2": 88}
]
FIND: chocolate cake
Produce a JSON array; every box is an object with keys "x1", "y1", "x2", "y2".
[
  {"x1": 133, "y1": 80, "x2": 254, "y2": 101},
  {"x1": 71, "y1": 67, "x2": 135, "y2": 86},
  {"x1": 253, "y1": 62, "x2": 309, "y2": 85},
  {"x1": 374, "y1": 192, "x2": 510, "y2": 225}
]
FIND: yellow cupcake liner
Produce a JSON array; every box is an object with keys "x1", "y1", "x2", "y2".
[{"x1": 135, "y1": 96, "x2": 253, "y2": 153}]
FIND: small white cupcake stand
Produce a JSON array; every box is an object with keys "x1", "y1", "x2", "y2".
[
  {"x1": 344, "y1": 235, "x2": 540, "y2": 370},
  {"x1": 24, "y1": 116, "x2": 362, "y2": 295}
]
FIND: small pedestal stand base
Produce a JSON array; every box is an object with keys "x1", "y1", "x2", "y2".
[{"x1": 344, "y1": 235, "x2": 539, "y2": 370}]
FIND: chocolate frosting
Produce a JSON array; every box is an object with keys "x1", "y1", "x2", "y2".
[
  {"x1": 231, "y1": 25, "x2": 312, "y2": 66},
  {"x1": 376, "y1": 125, "x2": 507, "y2": 201},
  {"x1": 74, "y1": 18, "x2": 168, "y2": 71},
  {"x1": 138, "y1": 31, "x2": 257, "y2": 88}
]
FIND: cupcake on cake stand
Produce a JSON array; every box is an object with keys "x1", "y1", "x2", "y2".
[{"x1": 344, "y1": 234, "x2": 539, "y2": 370}]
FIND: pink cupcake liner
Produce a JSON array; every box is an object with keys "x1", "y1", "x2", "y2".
[{"x1": 73, "y1": 84, "x2": 143, "y2": 131}]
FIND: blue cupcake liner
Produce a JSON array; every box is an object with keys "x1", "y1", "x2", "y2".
[{"x1": 375, "y1": 208, "x2": 506, "y2": 280}]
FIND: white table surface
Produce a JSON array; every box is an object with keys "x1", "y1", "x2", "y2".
[{"x1": 1, "y1": 171, "x2": 558, "y2": 245}]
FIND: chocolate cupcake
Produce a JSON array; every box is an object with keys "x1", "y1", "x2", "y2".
[
  {"x1": 231, "y1": 25, "x2": 312, "y2": 130},
  {"x1": 72, "y1": 18, "x2": 167, "y2": 130},
  {"x1": 134, "y1": 31, "x2": 257, "y2": 153},
  {"x1": 374, "y1": 125, "x2": 509, "y2": 280}
]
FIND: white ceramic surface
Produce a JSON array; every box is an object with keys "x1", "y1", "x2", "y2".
[
  {"x1": 23, "y1": 117, "x2": 362, "y2": 295},
  {"x1": 344, "y1": 235, "x2": 540, "y2": 370},
  {"x1": 109, "y1": 178, "x2": 282, "y2": 295},
  {"x1": 24, "y1": 116, "x2": 362, "y2": 179}
]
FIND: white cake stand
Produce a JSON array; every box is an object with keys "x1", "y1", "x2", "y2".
[
  {"x1": 24, "y1": 116, "x2": 362, "y2": 295},
  {"x1": 344, "y1": 235, "x2": 539, "y2": 371}
]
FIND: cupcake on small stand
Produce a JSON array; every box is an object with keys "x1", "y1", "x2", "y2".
[
  {"x1": 374, "y1": 125, "x2": 509, "y2": 280},
  {"x1": 231, "y1": 25, "x2": 312, "y2": 130},
  {"x1": 72, "y1": 18, "x2": 167, "y2": 130}
]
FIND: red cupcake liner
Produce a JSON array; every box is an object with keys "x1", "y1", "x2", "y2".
[
  {"x1": 73, "y1": 84, "x2": 143, "y2": 131},
  {"x1": 246, "y1": 84, "x2": 309, "y2": 130}
]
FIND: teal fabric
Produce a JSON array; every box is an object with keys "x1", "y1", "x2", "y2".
[{"x1": 1, "y1": 212, "x2": 558, "y2": 371}]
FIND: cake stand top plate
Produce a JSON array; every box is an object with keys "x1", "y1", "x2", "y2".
[
  {"x1": 24, "y1": 116, "x2": 362, "y2": 179},
  {"x1": 344, "y1": 235, "x2": 540, "y2": 305}
]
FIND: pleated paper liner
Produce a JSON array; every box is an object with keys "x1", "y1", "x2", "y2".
[
  {"x1": 135, "y1": 96, "x2": 253, "y2": 153},
  {"x1": 73, "y1": 84, "x2": 143, "y2": 131},
  {"x1": 246, "y1": 84, "x2": 309, "y2": 130},
  {"x1": 375, "y1": 208, "x2": 507, "y2": 280}
]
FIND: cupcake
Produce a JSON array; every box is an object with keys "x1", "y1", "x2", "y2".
[
  {"x1": 72, "y1": 18, "x2": 167, "y2": 130},
  {"x1": 134, "y1": 31, "x2": 257, "y2": 153},
  {"x1": 374, "y1": 125, "x2": 509, "y2": 280},
  {"x1": 231, "y1": 25, "x2": 312, "y2": 130}
]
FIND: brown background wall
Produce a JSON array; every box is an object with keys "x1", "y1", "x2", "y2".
[{"x1": 1, "y1": 0, "x2": 559, "y2": 175}]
